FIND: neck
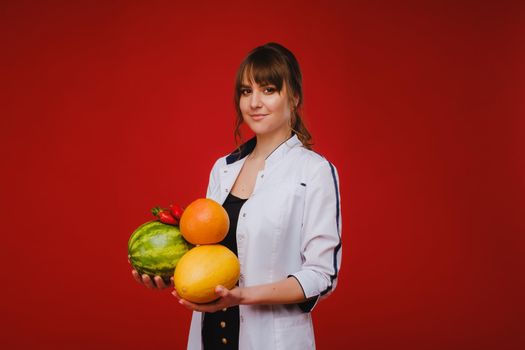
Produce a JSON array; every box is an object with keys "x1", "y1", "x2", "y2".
[{"x1": 250, "y1": 129, "x2": 293, "y2": 160}]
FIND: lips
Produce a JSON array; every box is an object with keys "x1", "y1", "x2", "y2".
[{"x1": 250, "y1": 114, "x2": 268, "y2": 121}]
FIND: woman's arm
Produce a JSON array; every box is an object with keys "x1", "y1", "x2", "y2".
[
  {"x1": 241, "y1": 276, "x2": 306, "y2": 305},
  {"x1": 287, "y1": 160, "x2": 342, "y2": 312},
  {"x1": 172, "y1": 277, "x2": 310, "y2": 313}
]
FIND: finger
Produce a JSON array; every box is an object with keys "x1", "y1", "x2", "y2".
[
  {"x1": 171, "y1": 289, "x2": 224, "y2": 312},
  {"x1": 172, "y1": 293, "x2": 209, "y2": 312},
  {"x1": 132, "y1": 270, "x2": 143, "y2": 285},
  {"x1": 171, "y1": 293, "x2": 191, "y2": 308},
  {"x1": 171, "y1": 289, "x2": 181, "y2": 300},
  {"x1": 154, "y1": 276, "x2": 166, "y2": 289},
  {"x1": 195, "y1": 301, "x2": 224, "y2": 313},
  {"x1": 180, "y1": 301, "x2": 197, "y2": 311},
  {"x1": 142, "y1": 274, "x2": 155, "y2": 289},
  {"x1": 179, "y1": 298, "x2": 204, "y2": 311},
  {"x1": 215, "y1": 285, "x2": 229, "y2": 298},
  {"x1": 169, "y1": 276, "x2": 174, "y2": 287}
]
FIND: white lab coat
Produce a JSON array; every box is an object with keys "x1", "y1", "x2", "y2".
[{"x1": 187, "y1": 134, "x2": 342, "y2": 350}]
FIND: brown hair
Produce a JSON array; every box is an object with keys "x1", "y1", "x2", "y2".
[{"x1": 233, "y1": 42, "x2": 313, "y2": 150}]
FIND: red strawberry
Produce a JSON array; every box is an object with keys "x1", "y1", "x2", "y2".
[
  {"x1": 158, "y1": 211, "x2": 178, "y2": 225},
  {"x1": 151, "y1": 206, "x2": 179, "y2": 225}
]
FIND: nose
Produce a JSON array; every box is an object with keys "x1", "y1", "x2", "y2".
[{"x1": 249, "y1": 90, "x2": 262, "y2": 109}]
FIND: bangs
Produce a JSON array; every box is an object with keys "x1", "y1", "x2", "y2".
[{"x1": 238, "y1": 50, "x2": 288, "y2": 91}]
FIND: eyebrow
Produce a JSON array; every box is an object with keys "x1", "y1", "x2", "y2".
[{"x1": 240, "y1": 83, "x2": 276, "y2": 89}]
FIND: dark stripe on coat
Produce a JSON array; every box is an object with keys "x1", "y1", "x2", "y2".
[{"x1": 320, "y1": 160, "x2": 342, "y2": 296}]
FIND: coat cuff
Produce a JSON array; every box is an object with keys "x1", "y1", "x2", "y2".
[
  {"x1": 288, "y1": 270, "x2": 325, "y2": 298},
  {"x1": 288, "y1": 274, "x2": 321, "y2": 313}
]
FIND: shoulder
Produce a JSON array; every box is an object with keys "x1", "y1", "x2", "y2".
[
  {"x1": 291, "y1": 146, "x2": 339, "y2": 174},
  {"x1": 212, "y1": 155, "x2": 228, "y2": 169},
  {"x1": 287, "y1": 147, "x2": 341, "y2": 194},
  {"x1": 209, "y1": 154, "x2": 228, "y2": 173}
]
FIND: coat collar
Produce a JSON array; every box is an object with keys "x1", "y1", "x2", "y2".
[{"x1": 225, "y1": 132, "x2": 302, "y2": 167}]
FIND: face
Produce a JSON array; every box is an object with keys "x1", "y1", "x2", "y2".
[{"x1": 239, "y1": 76, "x2": 295, "y2": 137}]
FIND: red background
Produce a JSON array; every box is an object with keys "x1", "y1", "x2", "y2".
[{"x1": 1, "y1": 1, "x2": 524, "y2": 349}]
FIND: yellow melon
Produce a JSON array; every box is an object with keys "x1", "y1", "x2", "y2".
[{"x1": 174, "y1": 245, "x2": 240, "y2": 304}]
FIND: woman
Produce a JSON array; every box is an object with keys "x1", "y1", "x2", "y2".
[{"x1": 132, "y1": 42, "x2": 342, "y2": 350}]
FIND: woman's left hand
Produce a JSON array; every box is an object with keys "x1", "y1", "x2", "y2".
[{"x1": 172, "y1": 285, "x2": 243, "y2": 313}]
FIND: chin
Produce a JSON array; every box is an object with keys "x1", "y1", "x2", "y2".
[
  {"x1": 249, "y1": 129, "x2": 268, "y2": 137},
  {"x1": 243, "y1": 121, "x2": 264, "y2": 134},
  {"x1": 247, "y1": 124, "x2": 274, "y2": 136}
]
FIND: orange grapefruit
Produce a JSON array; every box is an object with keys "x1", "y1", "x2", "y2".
[{"x1": 179, "y1": 198, "x2": 229, "y2": 245}]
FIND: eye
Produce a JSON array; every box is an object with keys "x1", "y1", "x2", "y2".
[
  {"x1": 264, "y1": 86, "x2": 276, "y2": 94},
  {"x1": 240, "y1": 88, "x2": 251, "y2": 96}
]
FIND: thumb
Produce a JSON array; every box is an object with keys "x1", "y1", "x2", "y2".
[{"x1": 215, "y1": 285, "x2": 228, "y2": 297}]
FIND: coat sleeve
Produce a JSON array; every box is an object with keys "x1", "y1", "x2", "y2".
[{"x1": 289, "y1": 159, "x2": 342, "y2": 312}]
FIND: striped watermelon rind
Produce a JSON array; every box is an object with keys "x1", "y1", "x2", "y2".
[{"x1": 128, "y1": 220, "x2": 193, "y2": 283}]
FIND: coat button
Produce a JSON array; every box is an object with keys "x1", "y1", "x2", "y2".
[
  {"x1": 222, "y1": 308, "x2": 227, "y2": 312},
  {"x1": 220, "y1": 321, "x2": 226, "y2": 328},
  {"x1": 222, "y1": 338, "x2": 228, "y2": 344},
  {"x1": 242, "y1": 213, "x2": 246, "y2": 217},
  {"x1": 225, "y1": 188, "x2": 229, "y2": 193},
  {"x1": 240, "y1": 315, "x2": 244, "y2": 323}
]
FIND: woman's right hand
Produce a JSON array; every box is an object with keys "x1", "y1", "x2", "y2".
[{"x1": 131, "y1": 269, "x2": 173, "y2": 290}]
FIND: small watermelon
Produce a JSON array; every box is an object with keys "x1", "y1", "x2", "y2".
[{"x1": 128, "y1": 221, "x2": 193, "y2": 283}]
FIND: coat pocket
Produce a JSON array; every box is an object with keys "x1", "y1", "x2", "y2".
[{"x1": 274, "y1": 313, "x2": 315, "y2": 350}]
